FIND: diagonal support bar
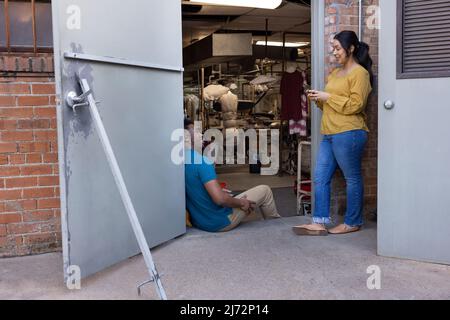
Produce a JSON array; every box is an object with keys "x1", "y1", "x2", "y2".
[{"x1": 73, "y1": 77, "x2": 167, "y2": 300}]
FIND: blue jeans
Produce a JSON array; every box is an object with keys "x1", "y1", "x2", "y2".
[{"x1": 313, "y1": 130, "x2": 368, "y2": 227}]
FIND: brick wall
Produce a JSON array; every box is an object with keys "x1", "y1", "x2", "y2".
[
  {"x1": 324, "y1": 0, "x2": 379, "y2": 218},
  {"x1": 0, "y1": 53, "x2": 61, "y2": 257}
]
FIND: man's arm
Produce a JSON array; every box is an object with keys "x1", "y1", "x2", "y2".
[{"x1": 204, "y1": 179, "x2": 255, "y2": 212}]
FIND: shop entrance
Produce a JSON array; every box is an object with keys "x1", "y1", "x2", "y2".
[{"x1": 182, "y1": 1, "x2": 314, "y2": 222}]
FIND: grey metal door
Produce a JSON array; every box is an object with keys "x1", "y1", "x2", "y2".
[
  {"x1": 378, "y1": 0, "x2": 450, "y2": 264},
  {"x1": 52, "y1": 0, "x2": 186, "y2": 279}
]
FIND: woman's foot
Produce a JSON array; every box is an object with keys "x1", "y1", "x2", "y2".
[
  {"x1": 328, "y1": 224, "x2": 361, "y2": 235},
  {"x1": 292, "y1": 224, "x2": 328, "y2": 236}
]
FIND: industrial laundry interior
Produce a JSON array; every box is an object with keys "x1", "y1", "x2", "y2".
[{"x1": 182, "y1": 0, "x2": 313, "y2": 218}]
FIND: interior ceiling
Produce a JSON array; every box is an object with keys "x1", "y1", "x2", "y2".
[{"x1": 182, "y1": 0, "x2": 311, "y2": 48}]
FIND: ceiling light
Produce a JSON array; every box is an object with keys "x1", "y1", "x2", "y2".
[
  {"x1": 189, "y1": 0, "x2": 283, "y2": 10},
  {"x1": 256, "y1": 41, "x2": 310, "y2": 48}
]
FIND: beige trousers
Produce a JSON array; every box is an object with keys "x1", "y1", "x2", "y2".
[{"x1": 220, "y1": 185, "x2": 281, "y2": 232}]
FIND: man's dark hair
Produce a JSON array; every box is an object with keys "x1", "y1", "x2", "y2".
[{"x1": 184, "y1": 118, "x2": 194, "y2": 129}]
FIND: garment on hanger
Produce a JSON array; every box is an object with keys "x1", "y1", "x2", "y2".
[
  {"x1": 203, "y1": 84, "x2": 229, "y2": 101},
  {"x1": 184, "y1": 94, "x2": 200, "y2": 121},
  {"x1": 280, "y1": 69, "x2": 308, "y2": 136}
]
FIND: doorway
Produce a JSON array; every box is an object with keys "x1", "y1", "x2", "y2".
[{"x1": 182, "y1": 1, "x2": 315, "y2": 222}]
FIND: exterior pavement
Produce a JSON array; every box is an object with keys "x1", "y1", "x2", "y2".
[{"x1": 1, "y1": 216, "x2": 449, "y2": 300}]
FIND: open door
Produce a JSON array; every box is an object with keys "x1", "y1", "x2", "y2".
[
  {"x1": 52, "y1": 0, "x2": 186, "y2": 279},
  {"x1": 378, "y1": 0, "x2": 450, "y2": 264}
]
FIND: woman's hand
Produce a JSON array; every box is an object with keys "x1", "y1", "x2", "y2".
[{"x1": 307, "y1": 90, "x2": 330, "y2": 103}]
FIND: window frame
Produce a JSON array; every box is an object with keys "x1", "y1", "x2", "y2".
[
  {"x1": 397, "y1": 0, "x2": 450, "y2": 79},
  {"x1": 0, "y1": 0, "x2": 53, "y2": 54}
]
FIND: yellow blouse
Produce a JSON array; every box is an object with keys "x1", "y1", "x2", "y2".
[{"x1": 316, "y1": 65, "x2": 372, "y2": 135}]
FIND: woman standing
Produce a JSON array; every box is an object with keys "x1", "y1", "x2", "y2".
[{"x1": 294, "y1": 30, "x2": 373, "y2": 236}]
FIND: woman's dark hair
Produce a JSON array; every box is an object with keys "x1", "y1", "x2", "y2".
[{"x1": 334, "y1": 30, "x2": 374, "y2": 86}]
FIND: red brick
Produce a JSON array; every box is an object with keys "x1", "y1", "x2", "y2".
[
  {"x1": 23, "y1": 210, "x2": 54, "y2": 222},
  {"x1": 50, "y1": 142, "x2": 58, "y2": 153},
  {"x1": 0, "y1": 179, "x2": 4, "y2": 188},
  {"x1": 16, "y1": 120, "x2": 32, "y2": 129},
  {"x1": 31, "y1": 84, "x2": 55, "y2": 95},
  {"x1": 0, "y1": 120, "x2": 17, "y2": 130},
  {"x1": 0, "y1": 213, "x2": 22, "y2": 224},
  {"x1": 24, "y1": 119, "x2": 50, "y2": 129},
  {"x1": 4, "y1": 200, "x2": 37, "y2": 213},
  {"x1": 50, "y1": 119, "x2": 57, "y2": 129},
  {"x1": 26, "y1": 154, "x2": 42, "y2": 164},
  {"x1": 37, "y1": 198, "x2": 60, "y2": 209},
  {"x1": 34, "y1": 130, "x2": 57, "y2": 142},
  {"x1": 0, "y1": 83, "x2": 30, "y2": 94},
  {"x1": 17, "y1": 96, "x2": 49, "y2": 107},
  {"x1": 34, "y1": 107, "x2": 56, "y2": 118},
  {"x1": 0, "y1": 237, "x2": 6, "y2": 246},
  {"x1": 8, "y1": 222, "x2": 41, "y2": 235},
  {"x1": 9, "y1": 154, "x2": 25, "y2": 164},
  {"x1": 5, "y1": 177, "x2": 38, "y2": 188},
  {"x1": 38, "y1": 176, "x2": 59, "y2": 186},
  {"x1": 0, "y1": 190, "x2": 22, "y2": 201},
  {"x1": 23, "y1": 232, "x2": 55, "y2": 245},
  {"x1": 43, "y1": 153, "x2": 58, "y2": 163},
  {"x1": 23, "y1": 187, "x2": 54, "y2": 199},
  {"x1": 0, "y1": 155, "x2": 7, "y2": 165},
  {"x1": 0, "y1": 166, "x2": 20, "y2": 176},
  {"x1": 14, "y1": 235, "x2": 24, "y2": 246},
  {"x1": 0, "y1": 107, "x2": 34, "y2": 118},
  {"x1": 18, "y1": 57, "x2": 32, "y2": 72},
  {"x1": 18, "y1": 142, "x2": 50, "y2": 153},
  {"x1": 0, "y1": 96, "x2": 16, "y2": 107},
  {"x1": 0, "y1": 225, "x2": 6, "y2": 236},
  {"x1": 1, "y1": 130, "x2": 33, "y2": 141},
  {"x1": 49, "y1": 96, "x2": 56, "y2": 105},
  {"x1": 20, "y1": 165, "x2": 53, "y2": 176},
  {"x1": 0, "y1": 143, "x2": 17, "y2": 154}
]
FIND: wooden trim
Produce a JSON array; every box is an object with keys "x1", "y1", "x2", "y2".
[
  {"x1": 5, "y1": 0, "x2": 10, "y2": 52},
  {"x1": 31, "y1": 0, "x2": 37, "y2": 54},
  {"x1": 0, "y1": 46, "x2": 53, "y2": 53}
]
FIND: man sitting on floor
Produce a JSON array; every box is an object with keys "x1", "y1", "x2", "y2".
[{"x1": 184, "y1": 119, "x2": 281, "y2": 232}]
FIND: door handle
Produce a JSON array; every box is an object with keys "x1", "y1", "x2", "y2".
[
  {"x1": 66, "y1": 90, "x2": 91, "y2": 110},
  {"x1": 66, "y1": 88, "x2": 100, "y2": 111},
  {"x1": 384, "y1": 100, "x2": 395, "y2": 110}
]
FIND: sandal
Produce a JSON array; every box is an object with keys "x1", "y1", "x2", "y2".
[
  {"x1": 292, "y1": 224, "x2": 328, "y2": 236},
  {"x1": 328, "y1": 224, "x2": 361, "y2": 235}
]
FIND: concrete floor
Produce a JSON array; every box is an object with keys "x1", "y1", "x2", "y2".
[
  {"x1": 1, "y1": 216, "x2": 449, "y2": 300},
  {"x1": 217, "y1": 172, "x2": 295, "y2": 191}
]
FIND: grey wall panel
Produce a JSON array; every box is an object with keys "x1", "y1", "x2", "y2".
[{"x1": 52, "y1": 0, "x2": 185, "y2": 278}]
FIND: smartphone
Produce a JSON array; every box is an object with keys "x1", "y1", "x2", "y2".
[{"x1": 304, "y1": 84, "x2": 311, "y2": 92}]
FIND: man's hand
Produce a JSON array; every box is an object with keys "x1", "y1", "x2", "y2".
[{"x1": 240, "y1": 195, "x2": 256, "y2": 214}]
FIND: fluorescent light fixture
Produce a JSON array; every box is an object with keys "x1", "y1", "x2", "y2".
[
  {"x1": 189, "y1": 0, "x2": 283, "y2": 10},
  {"x1": 256, "y1": 41, "x2": 310, "y2": 48}
]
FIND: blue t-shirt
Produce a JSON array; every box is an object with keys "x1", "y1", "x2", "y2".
[{"x1": 185, "y1": 149, "x2": 232, "y2": 232}]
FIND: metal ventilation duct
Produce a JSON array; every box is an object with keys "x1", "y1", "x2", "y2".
[{"x1": 183, "y1": 33, "x2": 253, "y2": 68}]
